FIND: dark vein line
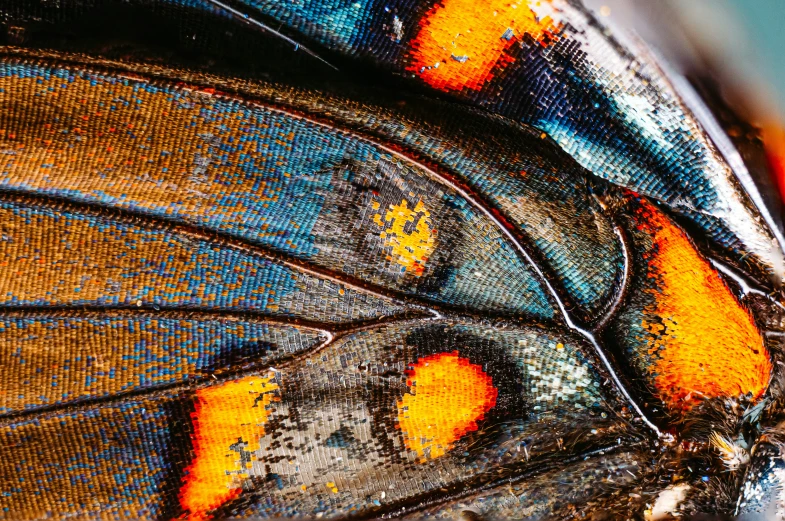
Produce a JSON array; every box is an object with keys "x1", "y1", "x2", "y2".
[
  {"x1": 0, "y1": 304, "x2": 435, "y2": 340},
  {"x1": 0, "y1": 312, "x2": 431, "y2": 423},
  {"x1": 0, "y1": 186, "x2": 567, "y2": 325},
  {"x1": 593, "y1": 223, "x2": 632, "y2": 331},
  {"x1": 0, "y1": 305, "x2": 436, "y2": 348},
  {"x1": 0, "y1": 53, "x2": 659, "y2": 435},
  {"x1": 0, "y1": 305, "x2": 340, "y2": 334},
  {"x1": 267, "y1": 316, "x2": 446, "y2": 374},
  {"x1": 0, "y1": 190, "x2": 456, "y2": 318},
  {"x1": 0, "y1": 49, "x2": 561, "y2": 319},
  {"x1": 242, "y1": 107, "x2": 572, "y2": 318},
  {"x1": 711, "y1": 258, "x2": 785, "y2": 311},
  {"x1": 238, "y1": 103, "x2": 661, "y2": 436},
  {"x1": 200, "y1": 0, "x2": 339, "y2": 71},
  {"x1": 588, "y1": 193, "x2": 632, "y2": 332},
  {"x1": 0, "y1": 312, "x2": 569, "y2": 422}
]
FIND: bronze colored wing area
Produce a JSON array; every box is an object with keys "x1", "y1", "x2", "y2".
[{"x1": 0, "y1": 1, "x2": 783, "y2": 520}]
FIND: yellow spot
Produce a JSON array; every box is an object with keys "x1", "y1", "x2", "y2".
[
  {"x1": 397, "y1": 352, "x2": 497, "y2": 460},
  {"x1": 409, "y1": 0, "x2": 558, "y2": 92},
  {"x1": 373, "y1": 199, "x2": 435, "y2": 276},
  {"x1": 556, "y1": 343, "x2": 564, "y2": 350},
  {"x1": 179, "y1": 374, "x2": 279, "y2": 519},
  {"x1": 326, "y1": 482, "x2": 339, "y2": 493}
]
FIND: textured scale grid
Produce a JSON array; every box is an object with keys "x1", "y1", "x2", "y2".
[{"x1": 0, "y1": 0, "x2": 780, "y2": 519}]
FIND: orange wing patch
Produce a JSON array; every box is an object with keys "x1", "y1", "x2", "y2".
[
  {"x1": 397, "y1": 352, "x2": 497, "y2": 460},
  {"x1": 373, "y1": 199, "x2": 435, "y2": 276},
  {"x1": 635, "y1": 200, "x2": 771, "y2": 412},
  {"x1": 179, "y1": 374, "x2": 279, "y2": 519},
  {"x1": 409, "y1": 0, "x2": 558, "y2": 92}
]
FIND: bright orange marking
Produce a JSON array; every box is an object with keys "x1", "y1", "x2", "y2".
[
  {"x1": 179, "y1": 374, "x2": 278, "y2": 519},
  {"x1": 409, "y1": 0, "x2": 558, "y2": 92},
  {"x1": 635, "y1": 200, "x2": 771, "y2": 412},
  {"x1": 397, "y1": 351, "x2": 497, "y2": 460}
]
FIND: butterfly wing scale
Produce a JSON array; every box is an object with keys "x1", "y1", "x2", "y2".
[
  {"x1": 0, "y1": 53, "x2": 651, "y2": 520},
  {"x1": 0, "y1": 0, "x2": 780, "y2": 518}
]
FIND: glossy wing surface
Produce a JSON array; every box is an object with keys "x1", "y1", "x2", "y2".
[
  {"x1": 171, "y1": 0, "x2": 784, "y2": 281},
  {"x1": 0, "y1": 62, "x2": 554, "y2": 319},
  {"x1": 0, "y1": 1, "x2": 781, "y2": 518},
  {"x1": 0, "y1": 56, "x2": 644, "y2": 520}
]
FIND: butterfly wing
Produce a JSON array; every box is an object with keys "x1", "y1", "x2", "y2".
[
  {"x1": 169, "y1": 0, "x2": 785, "y2": 283},
  {"x1": 0, "y1": 1, "x2": 780, "y2": 519},
  {"x1": 0, "y1": 55, "x2": 646, "y2": 520}
]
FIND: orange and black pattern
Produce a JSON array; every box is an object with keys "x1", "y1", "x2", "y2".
[{"x1": 0, "y1": 1, "x2": 783, "y2": 520}]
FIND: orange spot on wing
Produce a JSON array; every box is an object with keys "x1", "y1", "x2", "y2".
[
  {"x1": 179, "y1": 374, "x2": 278, "y2": 519},
  {"x1": 635, "y1": 200, "x2": 771, "y2": 412},
  {"x1": 397, "y1": 352, "x2": 497, "y2": 460},
  {"x1": 409, "y1": 0, "x2": 558, "y2": 92}
]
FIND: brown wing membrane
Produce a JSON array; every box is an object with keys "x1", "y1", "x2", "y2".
[
  {"x1": 2, "y1": 45, "x2": 773, "y2": 520},
  {"x1": 0, "y1": 52, "x2": 654, "y2": 520},
  {"x1": 0, "y1": 65, "x2": 554, "y2": 319}
]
